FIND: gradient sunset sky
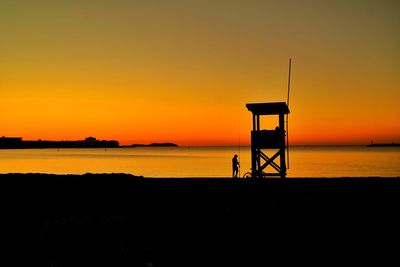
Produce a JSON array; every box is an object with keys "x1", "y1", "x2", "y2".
[{"x1": 1, "y1": 0, "x2": 399, "y2": 146}]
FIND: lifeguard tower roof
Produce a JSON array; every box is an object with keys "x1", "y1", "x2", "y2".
[{"x1": 246, "y1": 102, "x2": 289, "y2": 115}]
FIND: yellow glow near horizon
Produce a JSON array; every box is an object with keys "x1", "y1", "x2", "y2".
[{"x1": 1, "y1": 1, "x2": 399, "y2": 146}]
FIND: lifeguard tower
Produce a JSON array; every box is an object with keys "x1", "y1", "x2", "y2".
[{"x1": 246, "y1": 102, "x2": 290, "y2": 179}]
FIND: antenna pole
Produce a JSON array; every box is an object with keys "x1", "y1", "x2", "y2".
[
  {"x1": 286, "y1": 58, "x2": 292, "y2": 170},
  {"x1": 287, "y1": 58, "x2": 292, "y2": 106}
]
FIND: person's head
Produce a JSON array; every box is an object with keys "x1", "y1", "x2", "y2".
[{"x1": 234, "y1": 154, "x2": 238, "y2": 158}]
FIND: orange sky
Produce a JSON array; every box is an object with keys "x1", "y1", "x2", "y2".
[{"x1": 1, "y1": 0, "x2": 399, "y2": 146}]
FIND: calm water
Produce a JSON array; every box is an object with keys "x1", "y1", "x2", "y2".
[{"x1": 0, "y1": 146, "x2": 399, "y2": 177}]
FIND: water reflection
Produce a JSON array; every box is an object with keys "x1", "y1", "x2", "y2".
[{"x1": 0, "y1": 146, "x2": 399, "y2": 177}]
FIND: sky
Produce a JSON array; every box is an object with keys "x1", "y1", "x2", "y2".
[{"x1": 1, "y1": 0, "x2": 399, "y2": 146}]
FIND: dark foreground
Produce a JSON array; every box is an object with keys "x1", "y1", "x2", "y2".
[{"x1": 2, "y1": 174, "x2": 400, "y2": 266}]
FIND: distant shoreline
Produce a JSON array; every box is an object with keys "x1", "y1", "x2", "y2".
[
  {"x1": 366, "y1": 143, "x2": 400, "y2": 147},
  {"x1": 2, "y1": 144, "x2": 400, "y2": 149},
  {"x1": 0, "y1": 136, "x2": 178, "y2": 149},
  {"x1": 119, "y1": 142, "x2": 179, "y2": 148}
]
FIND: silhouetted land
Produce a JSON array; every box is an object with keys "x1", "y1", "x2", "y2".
[
  {"x1": 0, "y1": 136, "x2": 178, "y2": 149},
  {"x1": 366, "y1": 143, "x2": 400, "y2": 147},
  {"x1": 121, "y1": 143, "x2": 179, "y2": 148},
  {"x1": 0, "y1": 136, "x2": 119, "y2": 149},
  {"x1": 2, "y1": 174, "x2": 400, "y2": 266}
]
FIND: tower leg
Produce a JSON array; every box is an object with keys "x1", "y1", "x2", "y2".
[
  {"x1": 279, "y1": 114, "x2": 286, "y2": 180},
  {"x1": 280, "y1": 148, "x2": 286, "y2": 180},
  {"x1": 251, "y1": 143, "x2": 256, "y2": 178}
]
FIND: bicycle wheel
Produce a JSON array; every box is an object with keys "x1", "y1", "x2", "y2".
[{"x1": 243, "y1": 172, "x2": 252, "y2": 178}]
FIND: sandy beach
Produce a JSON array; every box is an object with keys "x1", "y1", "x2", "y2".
[{"x1": 2, "y1": 173, "x2": 400, "y2": 266}]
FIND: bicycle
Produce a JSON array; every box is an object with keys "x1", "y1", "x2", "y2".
[
  {"x1": 241, "y1": 169, "x2": 266, "y2": 179},
  {"x1": 242, "y1": 171, "x2": 252, "y2": 178}
]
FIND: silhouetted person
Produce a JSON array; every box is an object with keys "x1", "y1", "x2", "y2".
[{"x1": 232, "y1": 154, "x2": 240, "y2": 178}]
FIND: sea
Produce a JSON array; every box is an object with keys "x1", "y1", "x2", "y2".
[{"x1": 0, "y1": 146, "x2": 399, "y2": 177}]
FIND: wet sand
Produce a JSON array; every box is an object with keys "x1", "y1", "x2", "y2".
[{"x1": 2, "y1": 174, "x2": 400, "y2": 266}]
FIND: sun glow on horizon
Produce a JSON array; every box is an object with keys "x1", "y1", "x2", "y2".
[{"x1": 1, "y1": 1, "x2": 399, "y2": 146}]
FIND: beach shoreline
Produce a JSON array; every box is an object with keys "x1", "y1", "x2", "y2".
[{"x1": 3, "y1": 173, "x2": 400, "y2": 266}]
